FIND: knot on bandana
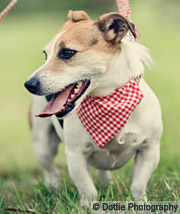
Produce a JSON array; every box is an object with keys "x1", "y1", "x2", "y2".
[{"x1": 76, "y1": 78, "x2": 143, "y2": 147}]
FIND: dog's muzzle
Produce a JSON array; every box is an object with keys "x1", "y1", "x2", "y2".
[{"x1": 24, "y1": 77, "x2": 91, "y2": 118}]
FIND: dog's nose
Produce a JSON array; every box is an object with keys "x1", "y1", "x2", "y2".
[{"x1": 24, "y1": 78, "x2": 40, "y2": 94}]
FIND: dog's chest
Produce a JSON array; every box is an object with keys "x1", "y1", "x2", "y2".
[{"x1": 84, "y1": 132, "x2": 145, "y2": 170}]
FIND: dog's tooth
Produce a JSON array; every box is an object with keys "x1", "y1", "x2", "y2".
[
  {"x1": 61, "y1": 106, "x2": 65, "y2": 110},
  {"x1": 68, "y1": 99, "x2": 71, "y2": 102},
  {"x1": 74, "y1": 88, "x2": 79, "y2": 94},
  {"x1": 77, "y1": 82, "x2": 82, "y2": 88},
  {"x1": 71, "y1": 94, "x2": 75, "y2": 99}
]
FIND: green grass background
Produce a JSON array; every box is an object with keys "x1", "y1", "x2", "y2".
[{"x1": 0, "y1": 1, "x2": 180, "y2": 213}]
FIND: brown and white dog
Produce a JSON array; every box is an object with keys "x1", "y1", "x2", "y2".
[{"x1": 24, "y1": 11, "x2": 163, "y2": 206}]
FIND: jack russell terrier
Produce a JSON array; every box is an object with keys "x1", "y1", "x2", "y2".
[{"x1": 24, "y1": 10, "x2": 163, "y2": 206}]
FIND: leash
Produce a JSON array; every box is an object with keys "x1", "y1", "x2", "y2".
[
  {"x1": 0, "y1": 0, "x2": 18, "y2": 22},
  {"x1": 116, "y1": 0, "x2": 140, "y2": 41},
  {"x1": 116, "y1": 0, "x2": 131, "y2": 19}
]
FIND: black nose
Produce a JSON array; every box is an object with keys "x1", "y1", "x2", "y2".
[{"x1": 24, "y1": 78, "x2": 40, "y2": 94}]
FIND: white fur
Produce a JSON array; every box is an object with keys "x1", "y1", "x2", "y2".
[
  {"x1": 28, "y1": 30, "x2": 67, "y2": 82},
  {"x1": 89, "y1": 40, "x2": 152, "y2": 97},
  {"x1": 30, "y1": 38, "x2": 163, "y2": 206},
  {"x1": 46, "y1": 29, "x2": 68, "y2": 63}
]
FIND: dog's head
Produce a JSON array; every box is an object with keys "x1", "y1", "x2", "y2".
[{"x1": 24, "y1": 11, "x2": 138, "y2": 118}]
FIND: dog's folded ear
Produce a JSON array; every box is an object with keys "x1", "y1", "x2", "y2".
[
  {"x1": 96, "y1": 13, "x2": 136, "y2": 42},
  {"x1": 67, "y1": 10, "x2": 91, "y2": 23}
]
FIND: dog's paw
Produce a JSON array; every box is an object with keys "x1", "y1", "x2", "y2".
[
  {"x1": 44, "y1": 168, "x2": 59, "y2": 189},
  {"x1": 80, "y1": 196, "x2": 97, "y2": 208},
  {"x1": 80, "y1": 198, "x2": 91, "y2": 208},
  {"x1": 98, "y1": 170, "x2": 113, "y2": 186}
]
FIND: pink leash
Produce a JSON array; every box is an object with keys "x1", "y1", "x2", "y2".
[
  {"x1": 116, "y1": 0, "x2": 131, "y2": 19},
  {"x1": 116, "y1": 0, "x2": 140, "y2": 41},
  {"x1": 0, "y1": 0, "x2": 18, "y2": 22}
]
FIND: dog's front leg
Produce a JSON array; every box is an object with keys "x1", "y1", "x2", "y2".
[
  {"x1": 98, "y1": 170, "x2": 113, "y2": 185},
  {"x1": 130, "y1": 141, "x2": 160, "y2": 201},
  {"x1": 66, "y1": 148, "x2": 97, "y2": 207}
]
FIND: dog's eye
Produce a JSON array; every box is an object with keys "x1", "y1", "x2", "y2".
[
  {"x1": 43, "y1": 50, "x2": 47, "y2": 60},
  {"x1": 58, "y1": 48, "x2": 77, "y2": 60}
]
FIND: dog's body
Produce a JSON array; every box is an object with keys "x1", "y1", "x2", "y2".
[{"x1": 25, "y1": 11, "x2": 163, "y2": 206}]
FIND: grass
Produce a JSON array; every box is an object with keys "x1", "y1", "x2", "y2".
[{"x1": 0, "y1": 1, "x2": 180, "y2": 213}]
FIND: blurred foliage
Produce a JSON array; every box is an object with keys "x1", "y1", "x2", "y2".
[
  {"x1": 1, "y1": 0, "x2": 180, "y2": 13},
  {"x1": 0, "y1": 0, "x2": 180, "y2": 25},
  {"x1": 0, "y1": 0, "x2": 115, "y2": 14},
  {"x1": 131, "y1": 0, "x2": 180, "y2": 23}
]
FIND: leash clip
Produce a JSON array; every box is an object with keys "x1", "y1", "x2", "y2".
[{"x1": 135, "y1": 75, "x2": 142, "y2": 83}]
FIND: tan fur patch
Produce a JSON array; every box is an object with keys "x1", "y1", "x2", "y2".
[
  {"x1": 67, "y1": 10, "x2": 90, "y2": 23},
  {"x1": 40, "y1": 11, "x2": 136, "y2": 75}
]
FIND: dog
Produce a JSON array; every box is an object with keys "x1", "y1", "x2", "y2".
[{"x1": 24, "y1": 10, "x2": 163, "y2": 206}]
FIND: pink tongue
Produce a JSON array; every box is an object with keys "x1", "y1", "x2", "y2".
[{"x1": 36, "y1": 84, "x2": 75, "y2": 118}]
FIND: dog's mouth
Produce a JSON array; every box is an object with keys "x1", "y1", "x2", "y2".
[{"x1": 36, "y1": 80, "x2": 90, "y2": 118}]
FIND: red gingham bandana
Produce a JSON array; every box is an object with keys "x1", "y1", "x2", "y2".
[{"x1": 76, "y1": 78, "x2": 143, "y2": 148}]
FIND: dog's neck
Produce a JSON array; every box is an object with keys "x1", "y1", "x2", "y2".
[{"x1": 89, "y1": 40, "x2": 146, "y2": 97}]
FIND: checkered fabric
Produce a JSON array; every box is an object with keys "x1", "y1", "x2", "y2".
[{"x1": 76, "y1": 78, "x2": 143, "y2": 148}]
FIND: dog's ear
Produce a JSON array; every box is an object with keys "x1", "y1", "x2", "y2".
[
  {"x1": 96, "y1": 13, "x2": 136, "y2": 42},
  {"x1": 67, "y1": 10, "x2": 90, "y2": 23}
]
